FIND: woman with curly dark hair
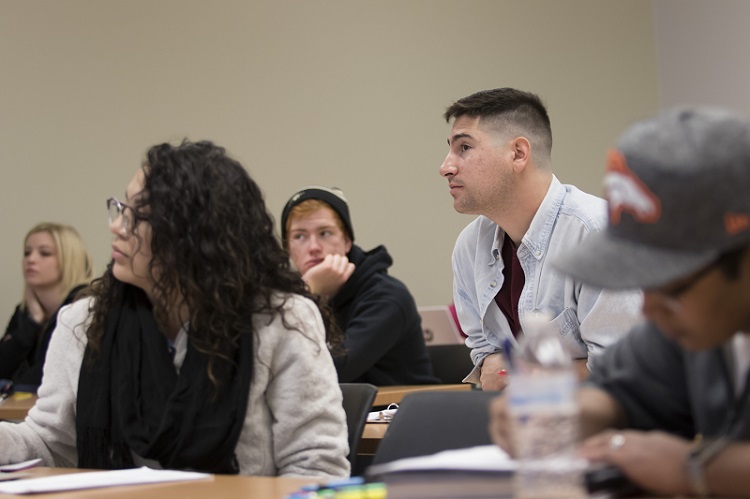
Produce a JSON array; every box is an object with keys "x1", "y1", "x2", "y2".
[{"x1": 0, "y1": 140, "x2": 350, "y2": 478}]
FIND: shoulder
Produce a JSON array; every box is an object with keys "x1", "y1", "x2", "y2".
[
  {"x1": 344, "y1": 271, "x2": 418, "y2": 326},
  {"x1": 256, "y1": 292, "x2": 324, "y2": 340},
  {"x1": 252, "y1": 293, "x2": 330, "y2": 368},
  {"x1": 359, "y1": 271, "x2": 413, "y2": 302},
  {"x1": 591, "y1": 321, "x2": 680, "y2": 371},
  {"x1": 6, "y1": 303, "x2": 32, "y2": 328},
  {"x1": 55, "y1": 296, "x2": 94, "y2": 345},
  {"x1": 58, "y1": 296, "x2": 93, "y2": 323},
  {"x1": 274, "y1": 292, "x2": 320, "y2": 322},
  {"x1": 556, "y1": 184, "x2": 608, "y2": 232}
]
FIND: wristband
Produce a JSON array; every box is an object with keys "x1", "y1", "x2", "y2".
[{"x1": 685, "y1": 436, "x2": 728, "y2": 498}]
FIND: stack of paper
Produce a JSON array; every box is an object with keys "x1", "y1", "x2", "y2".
[
  {"x1": 0, "y1": 467, "x2": 212, "y2": 495},
  {"x1": 368, "y1": 444, "x2": 516, "y2": 477}
]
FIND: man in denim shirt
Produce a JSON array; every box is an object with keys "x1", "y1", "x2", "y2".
[{"x1": 439, "y1": 87, "x2": 642, "y2": 390}]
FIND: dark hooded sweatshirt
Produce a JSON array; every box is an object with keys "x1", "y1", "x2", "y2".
[{"x1": 330, "y1": 245, "x2": 439, "y2": 385}]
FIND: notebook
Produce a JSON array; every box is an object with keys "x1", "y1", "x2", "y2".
[
  {"x1": 367, "y1": 445, "x2": 642, "y2": 498},
  {"x1": 418, "y1": 306, "x2": 465, "y2": 345}
]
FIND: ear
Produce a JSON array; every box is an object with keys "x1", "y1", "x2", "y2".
[
  {"x1": 510, "y1": 137, "x2": 531, "y2": 172},
  {"x1": 344, "y1": 238, "x2": 353, "y2": 254}
]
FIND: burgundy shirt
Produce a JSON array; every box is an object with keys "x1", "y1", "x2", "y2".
[{"x1": 494, "y1": 234, "x2": 525, "y2": 337}]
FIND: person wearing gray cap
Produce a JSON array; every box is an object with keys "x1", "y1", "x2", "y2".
[
  {"x1": 281, "y1": 186, "x2": 439, "y2": 386},
  {"x1": 490, "y1": 107, "x2": 750, "y2": 497},
  {"x1": 440, "y1": 87, "x2": 642, "y2": 391}
]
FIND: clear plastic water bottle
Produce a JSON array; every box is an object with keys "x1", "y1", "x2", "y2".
[{"x1": 506, "y1": 313, "x2": 586, "y2": 499}]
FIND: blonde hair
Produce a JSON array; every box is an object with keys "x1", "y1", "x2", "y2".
[{"x1": 22, "y1": 223, "x2": 93, "y2": 307}]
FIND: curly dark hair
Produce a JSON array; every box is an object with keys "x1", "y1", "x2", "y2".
[{"x1": 86, "y1": 140, "x2": 343, "y2": 384}]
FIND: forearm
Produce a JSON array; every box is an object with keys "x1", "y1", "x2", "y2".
[
  {"x1": 451, "y1": 259, "x2": 494, "y2": 368},
  {"x1": 0, "y1": 421, "x2": 56, "y2": 466},
  {"x1": 2, "y1": 308, "x2": 40, "y2": 348},
  {"x1": 578, "y1": 386, "x2": 627, "y2": 439},
  {"x1": 0, "y1": 329, "x2": 82, "y2": 467},
  {"x1": 0, "y1": 316, "x2": 39, "y2": 378},
  {"x1": 462, "y1": 340, "x2": 499, "y2": 385},
  {"x1": 702, "y1": 443, "x2": 750, "y2": 497}
]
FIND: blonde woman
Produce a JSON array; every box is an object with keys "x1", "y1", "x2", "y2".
[{"x1": 0, "y1": 223, "x2": 92, "y2": 390}]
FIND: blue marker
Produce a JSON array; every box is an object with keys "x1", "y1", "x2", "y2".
[
  {"x1": 503, "y1": 337, "x2": 514, "y2": 372},
  {"x1": 299, "y1": 476, "x2": 365, "y2": 492}
]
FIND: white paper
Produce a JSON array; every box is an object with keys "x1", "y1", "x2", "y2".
[
  {"x1": 367, "y1": 444, "x2": 518, "y2": 476},
  {"x1": 0, "y1": 473, "x2": 30, "y2": 483},
  {"x1": 0, "y1": 466, "x2": 212, "y2": 494},
  {"x1": 367, "y1": 409, "x2": 397, "y2": 422},
  {"x1": 0, "y1": 459, "x2": 42, "y2": 473}
]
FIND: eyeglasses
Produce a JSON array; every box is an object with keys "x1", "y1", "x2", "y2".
[
  {"x1": 107, "y1": 197, "x2": 142, "y2": 236},
  {"x1": 649, "y1": 259, "x2": 720, "y2": 312}
]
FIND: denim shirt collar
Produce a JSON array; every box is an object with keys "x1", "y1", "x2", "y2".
[{"x1": 489, "y1": 175, "x2": 565, "y2": 263}]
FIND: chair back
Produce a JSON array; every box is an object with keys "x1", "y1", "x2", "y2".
[
  {"x1": 339, "y1": 383, "x2": 378, "y2": 473},
  {"x1": 371, "y1": 390, "x2": 497, "y2": 466},
  {"x1": 426, "y1": 344, "x2": 474, "y2": 384}
]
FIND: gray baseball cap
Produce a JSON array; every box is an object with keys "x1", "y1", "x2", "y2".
[{"x1": 554, "y1": 107, "x2": 750, "y2": 289}]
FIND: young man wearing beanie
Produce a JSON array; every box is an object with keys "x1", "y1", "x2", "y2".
[
  {"x1": 281, "y1": 186, "x2": 439, "y2": 386},
  {"x1": 440, "y1": 87, "x2": 642, "y2": 391},
  {"x1": 490, "y1": 107, "x2": 750, "y2": 496}
]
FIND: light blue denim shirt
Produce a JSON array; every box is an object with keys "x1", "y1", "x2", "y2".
[{"x1": 452, "y1": 176, "x2": 643, "y2": 383}]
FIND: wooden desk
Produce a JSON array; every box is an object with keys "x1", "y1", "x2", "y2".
[
  {"x1": 359, "y1": 423, "x2": 389, "y2": 454},
  {"x1": 0, "y1": 467, "x2": 315, "y2": 499},
  {"x1": 0, "y1": 393, "x2": 37, "y2": 421},
  {"x1": 373, "y1": 384, "x2": 471, "y2": 407}
]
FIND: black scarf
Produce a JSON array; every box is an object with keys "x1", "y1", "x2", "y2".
[{"x1": 76, "y1": 284, "x2": 253, "y2": 473}]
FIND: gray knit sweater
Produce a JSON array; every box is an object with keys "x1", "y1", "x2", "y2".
[{"x1": 0, "y1": 295, "x2": 350, "y2": 478}]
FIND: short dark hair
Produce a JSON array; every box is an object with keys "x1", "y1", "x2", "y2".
[
  {"x1": 717, "y1": 244, "x2": 750, "y2": 280},
  {"x1": 444, "y1": 87, "x2": 553, "y2": 160}
]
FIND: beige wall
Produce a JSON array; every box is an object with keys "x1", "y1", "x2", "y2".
[
  {"x1": 653, "y1": 0, "x2": 750, "y2": 115},
  {"x1": 0, "y1": 0, "x2": 658, "y2": 314}
]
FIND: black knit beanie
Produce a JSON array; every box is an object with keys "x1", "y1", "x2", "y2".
[{"x1": 281, "y1": 186, "x2": 354, "y2": 243}]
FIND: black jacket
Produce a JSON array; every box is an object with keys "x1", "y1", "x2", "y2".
[
  {"x1": 0, "y1": 285, "x2": 84, "y2": 390},
  {"x1": 330, "y1": 245, "x2": 439, "y2": 386}
]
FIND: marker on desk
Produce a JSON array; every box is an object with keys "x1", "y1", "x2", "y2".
[
  {"x1": 287, "y1": 478, "x2": 386, "y2": 499},
  {"x1": 498, "y1": 338, "x2": 514, "y2": 377},
  {"x1": 300, "y1": 477, "x2": 364, "y2": 491}
]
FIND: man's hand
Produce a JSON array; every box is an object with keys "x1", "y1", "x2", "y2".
[
  {"x1": 479, "y1": 353, "x2": 510, "y2": 391},
  {"x1": 579, "y1": 430, "x2": 693, "y2": 496},
  {"x1": 302, "y1": 254, "x2": 355, "y2": 298}
]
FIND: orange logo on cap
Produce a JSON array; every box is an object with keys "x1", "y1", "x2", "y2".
[
  {"x1": 725, "y1": 212, "x2": 750, "y2": 235},
  {"x1": 604, "y1": 150, "x2": 661, "y2": 225}
]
